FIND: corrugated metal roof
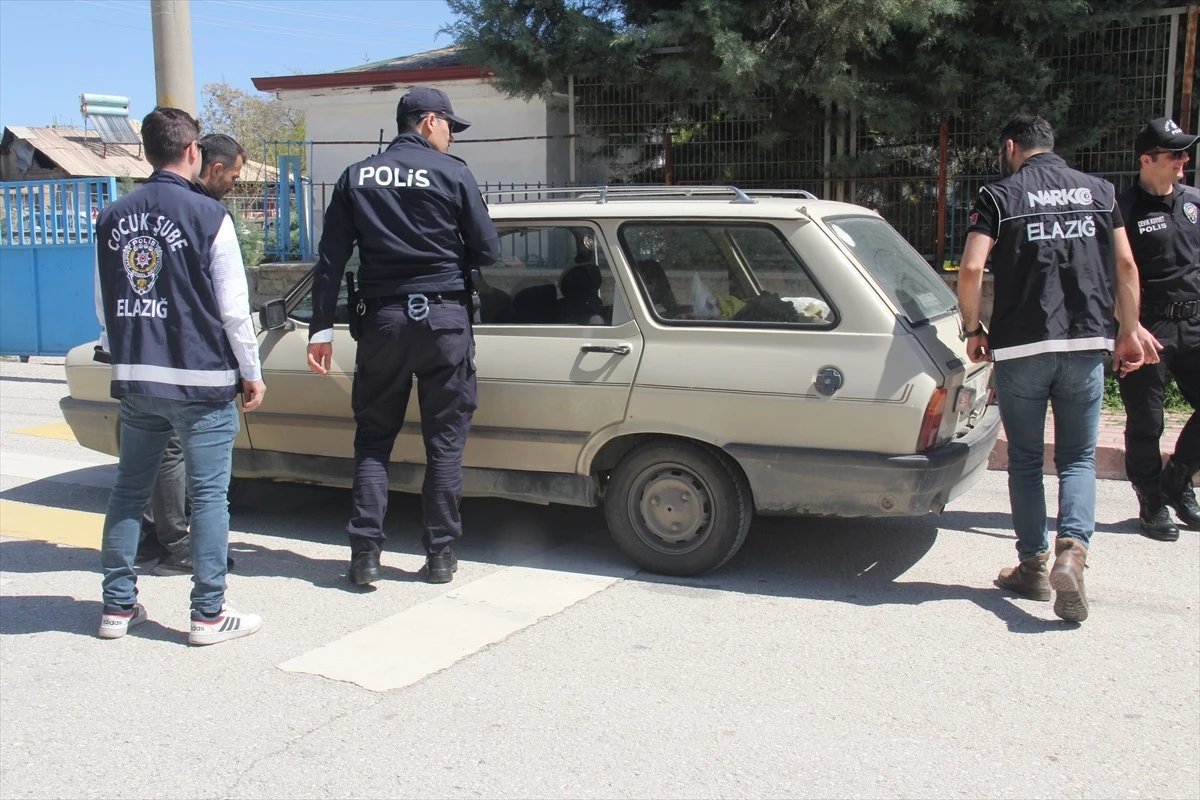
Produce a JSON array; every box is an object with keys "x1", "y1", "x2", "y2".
[
  {"x1": 334, "y1": 46, "x2": 465, "y2": 74},
  {"x1": 2, "y1": 125, "x2": 279, "y2": 183}
]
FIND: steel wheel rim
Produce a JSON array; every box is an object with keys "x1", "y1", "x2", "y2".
[{"x1": 626, "y1": 461, "x2": 715, "y2": 555}]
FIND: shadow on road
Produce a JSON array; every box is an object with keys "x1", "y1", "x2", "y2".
[
  {"x1": 1, "y1": 477, "x2": 1074, "y2": 634},
  {"x1": 0, "y1": 593, "x2": 179, "y2": 643}
]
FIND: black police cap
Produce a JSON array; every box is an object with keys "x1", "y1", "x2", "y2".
[
  {"x1": 396, "y1": 87, "x2": 471, "y2": 134},
  {"x1": 1135, "y1": 117, "x2": 1199, "y2": 154}
]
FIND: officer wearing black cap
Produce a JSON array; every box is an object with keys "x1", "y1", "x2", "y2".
[
  {"x1": 306, "y1": 86, "x2": 500, "y2": 585},
  {"x1": 1118, "y1": 117, "x2": 1200, "y2": 542}
]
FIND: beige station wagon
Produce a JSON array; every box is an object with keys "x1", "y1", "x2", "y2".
[{"x1": 61, "y1": 186, "x2": 1000, "y2": 576}]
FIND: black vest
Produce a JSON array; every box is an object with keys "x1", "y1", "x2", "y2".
[
  {"x1": 981, "y1": 153, "x2": 1118, "y2": 361},
  {"x1": 96, "y1": 171, "x2": 238, "y2": 402}
]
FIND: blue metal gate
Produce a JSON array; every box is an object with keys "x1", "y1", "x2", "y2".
[{"x1": 0, "y1": 178, "x2": 118, "y2": 357}]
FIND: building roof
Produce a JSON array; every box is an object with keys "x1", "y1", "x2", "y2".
[
  {"x1": 1, "y1": 125, "x2": 279, "y2": 182},
  {"x1": 253, "y1": 45, "x2": 490, "y2": 93}
]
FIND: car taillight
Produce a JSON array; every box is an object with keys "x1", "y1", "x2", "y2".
[{"x1": 917, "y1": 388, "x2": 947, "y2": 452}]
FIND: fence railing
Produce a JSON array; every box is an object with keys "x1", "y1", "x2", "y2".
[{"x1": 0, "y1": 178, "x2": 118, "y2": 246}]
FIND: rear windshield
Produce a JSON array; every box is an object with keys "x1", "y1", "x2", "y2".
[{"x1": 824, "y1": 215, "x2": 957, "y2": 324}]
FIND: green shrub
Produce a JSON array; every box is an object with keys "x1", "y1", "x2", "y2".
[{"x1": 1103, "y1": 374, "x2": 1190, "y2": 413}]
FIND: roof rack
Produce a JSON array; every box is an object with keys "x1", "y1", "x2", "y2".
[{"x1": 479, "y1": 184, "x2": 820, "y2": 205}]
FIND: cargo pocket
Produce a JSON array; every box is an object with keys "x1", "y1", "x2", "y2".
[{"x1": 425, "y1": 304, "x2": 471, "y2": 368}]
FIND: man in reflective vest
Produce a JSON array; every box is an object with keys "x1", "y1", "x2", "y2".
[{"x1": 95, "y1": 108, "x2": 266, "y2": 645}]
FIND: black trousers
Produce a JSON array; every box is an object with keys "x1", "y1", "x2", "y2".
[
  {"x1": 1118, "y1": 315, "x2": 1200, "y2": 493},
  {"x1": 139, "y1": 435, "x2": 190, "y2": 553},
  {"x1": 347, "y1": 300, "x2": 477, "y2": 556}
]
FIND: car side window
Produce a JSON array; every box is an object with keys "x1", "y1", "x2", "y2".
[
  {"x1": 619, "y1": 223, "x2": 835, "y2": 326},
  {"x1": 479, "y1": 225, "x2": 624, "y2": 326},
  {"x1": 289, "y1": 251, "x2": 358, "y2": 325}
]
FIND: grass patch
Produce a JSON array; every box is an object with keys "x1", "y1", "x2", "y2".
[{"x1": 1103, "y1": 373, "x2": 1190, "y2": 413}]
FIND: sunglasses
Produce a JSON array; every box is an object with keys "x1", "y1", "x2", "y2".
[{"x1": 1146, "y1": 148, "x2": 1189, "y2": 160}]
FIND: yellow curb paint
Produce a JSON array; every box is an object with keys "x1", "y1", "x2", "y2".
[
  {"x1": 10, "y1": 423, "x2": 76, "y2": 441},
  {"x1": 0, "y1": 501, "x2": 102, "y2": 550}
]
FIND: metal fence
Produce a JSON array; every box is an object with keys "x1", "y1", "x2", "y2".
[{"x1": 0, "y1": 178, "x2": 119, "y2": 357}]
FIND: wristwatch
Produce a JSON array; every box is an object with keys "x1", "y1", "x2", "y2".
[{"x1": 961, "y1": 324, "x2": 986, "y2": 340}]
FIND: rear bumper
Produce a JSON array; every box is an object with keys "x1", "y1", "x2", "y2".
[
  {"x1": 727, "y1": 405, "x2": 1002, "y2": 517},
  {"x1": 59, "y1": 397, "x2": 120, "y2": 457}
]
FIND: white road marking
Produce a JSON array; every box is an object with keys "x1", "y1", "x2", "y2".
[
  {"x1": 278, "y1": 543, "x2": 639, "y2": 692},
  {"x1": 0, "y1": 452, "x2": 116, "y2": 489}
]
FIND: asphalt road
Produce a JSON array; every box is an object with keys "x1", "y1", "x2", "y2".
[{"x1": 0, "y1": 358, "x2": 1197, "y2": 799}]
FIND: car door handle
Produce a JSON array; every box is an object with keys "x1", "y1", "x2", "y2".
[{"x1": 581, "y1": 344, "x2": 631, "y2": 356}]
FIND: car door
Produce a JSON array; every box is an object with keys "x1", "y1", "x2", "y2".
[
  {"x1": 247, "y1": 267, "x2": 359, "y2": 460},
  {"x1": 468, "y1": 222, "x2": 643, "y2": 474},
  {"x1": 246, "y1": 223, "x2": 644, "y2": 477}
]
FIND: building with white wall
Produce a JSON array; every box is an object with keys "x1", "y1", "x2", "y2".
[{"x1": 253, "y1": 47, "x2": 570, "y2": 239}]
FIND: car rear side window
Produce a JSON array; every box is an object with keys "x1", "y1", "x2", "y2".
[
  {"x1": 618, "y1": 222, "x2": 835, "y2": 326},
  {"x1": 824, "y1": 215, "x2": 957, "y2": 324},
  {"x1": 480, "y1": 225, "x2": 626, "y2": 326}
]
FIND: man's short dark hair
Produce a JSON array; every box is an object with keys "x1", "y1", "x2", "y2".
[
  {"x1": 999, "y1": 114, "x2": 1055, "y2": 153},
  {"x1": 200, "y1": 133, "x2": 246, "y2": 171},
  {"x1": 141, "y1": 107, "x2": 200, "y2": 169},
  {"x1": 397, "y1": 111, "x2": 425, "y2": 135}
]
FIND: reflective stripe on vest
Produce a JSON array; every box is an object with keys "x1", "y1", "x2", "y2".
[{"x1": 112, "y1": 364, "x2": 238, "y2": 387}]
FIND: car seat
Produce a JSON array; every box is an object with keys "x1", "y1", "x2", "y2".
[
  {"x1": 510, "y1": 281, "x2": 559, "y2": 324},
  {"x1": 556, "y1": 262, "x2": 605, "y2": 325}
]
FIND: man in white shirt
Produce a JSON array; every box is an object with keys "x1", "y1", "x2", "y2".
[{"x1": 94, "y1": 107, "x2": 265, "y2": 646}]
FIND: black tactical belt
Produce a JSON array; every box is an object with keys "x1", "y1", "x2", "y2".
[
  {"x1": 365, "y1": 291, "x2": 471, "y2": 312},
  {"x1": 1142, "y1": 299, "x2": 1200, "y2": 320}
]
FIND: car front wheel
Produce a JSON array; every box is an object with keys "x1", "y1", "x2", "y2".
[{"x1": 603, "y1": 440, "x2": 751, "y2": 576}]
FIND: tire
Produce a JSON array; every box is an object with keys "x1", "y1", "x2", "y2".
[
  {"x1": 603, "y1": 440, "x2": 751, "y2": 576},
  {"x1": 227, "y1": 476, "x2": 250, "y2": 510}
]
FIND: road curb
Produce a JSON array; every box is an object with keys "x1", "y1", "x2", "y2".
[{"x1": 987, "y1": 415, "x2": 1189, "y2": 483}]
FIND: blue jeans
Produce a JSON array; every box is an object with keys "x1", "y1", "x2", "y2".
[
  {"x1": 994, "y1": 352, "x2": 1104, "y2": 561},
  {"x1": 101, "y1": 395, "x2": 239, "y2": 614}
]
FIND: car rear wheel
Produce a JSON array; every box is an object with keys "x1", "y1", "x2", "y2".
[{"x1": 603, "y1": 441, "x2": 751, "y2": 576}]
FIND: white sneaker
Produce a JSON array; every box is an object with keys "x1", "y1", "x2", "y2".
[
  {"x1": 98, "y1": 603, "x2": 148, "y2": 639},
  {"x1": 188, "y1": 604, "x2": 262, "y2": 646}
]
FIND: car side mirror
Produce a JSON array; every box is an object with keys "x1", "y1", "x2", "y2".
[{"x1": 259, "y1": 298, "x2": 289, "y2": 331}]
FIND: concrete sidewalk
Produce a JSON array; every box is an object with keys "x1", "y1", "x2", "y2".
[{"x1": 989, "y1": 410, "x2": 1189, "y2": 481}]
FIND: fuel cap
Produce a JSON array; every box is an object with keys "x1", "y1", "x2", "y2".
[{"x1": 815, "y1": 366, "x2": 843, "y2": 396}]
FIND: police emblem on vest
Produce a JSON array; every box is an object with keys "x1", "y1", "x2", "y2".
[
  {"x1": 1186, "y1": 201, "x2": 1198, "y2": 225},
  {"x1": 124, "y1": 236, "x2": 164, "y2": 294}
]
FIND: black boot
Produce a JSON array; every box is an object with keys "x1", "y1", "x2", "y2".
[
  {"x1": 1161, "y1": 458, "x2": 1200, "y2": 529},
  {"x1": 349, "y1": 551, "x2": 382, "y2": 585},
  {"x1": 422, "y1": 549, "x2": 458, "y2": 584},
  {"x1": 1136, "y1": 486, "x2": 1180, "y2": 542}
]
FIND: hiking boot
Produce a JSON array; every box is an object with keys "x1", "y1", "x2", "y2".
[
  {"x1": 1136, "y1": 487, "x2": 1180, "y2": 542},
  {"x1": 995, "y1": 552, "x2": 1051, "y2": 601},
  {"x1": 1049, "y1": 538, "x2": 1089, "y2": 623},
  {"x1": 98, "y1": 603, "x2": 148, "y2": 639},
  {"x1": 188, "y1": 604, "x2": 262, "y2": 646},
  {"x1": 422, "y1": 549, "x2": 458, "y2": 584},
  {"x1": 1160, "y1": 458, "x2": 1200, "y2": 529}
]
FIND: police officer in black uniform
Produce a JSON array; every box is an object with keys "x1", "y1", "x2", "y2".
[
  {"x1": 1118, "y1": 117, "x2": 1200, "y2": 542},
  {"x1": 306, "y1": 87, "x2": 499, "y2": 586},
  {"x1": 957, "y1": 113, "x2": 1144, "y2": 623}
]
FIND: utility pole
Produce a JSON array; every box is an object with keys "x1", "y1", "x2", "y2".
[{"x1": 150, "y1": 0, "x2": 197, "y2": 116}]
